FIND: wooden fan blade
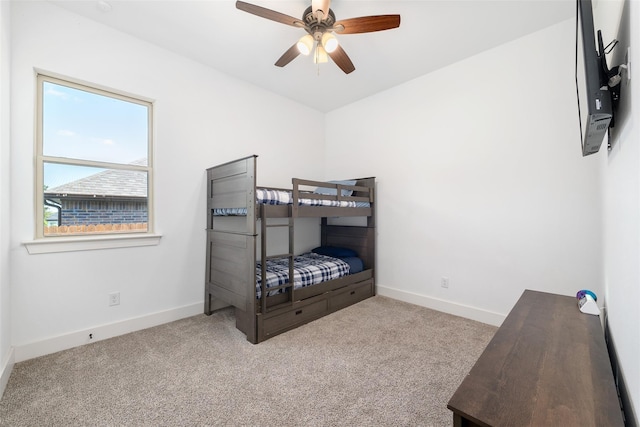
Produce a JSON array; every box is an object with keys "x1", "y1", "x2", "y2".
[
  {"x1": 275, "y1": 44, "x2": 301, "y2": 67},
  {"x1": 334, "y1": 15, "x2": 401, "y2": 34},
  {"x1": 236, "y1": 1, "x2": 303, "y2": 27},
  {"x1": 328, "y1": 45, "x2": 355, "y2": 74}
]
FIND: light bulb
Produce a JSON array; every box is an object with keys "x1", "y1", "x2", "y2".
[
  {"x1": 296, "y1": 35, "x2": 314, "y2": 56},
  {"x1": 321, "y1": 33, "x2": 338, "y2": 53}
]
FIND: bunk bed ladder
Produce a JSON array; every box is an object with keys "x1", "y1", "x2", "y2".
[{"x1": 260, "y1": 205, "x2": 295, "y2": 314}]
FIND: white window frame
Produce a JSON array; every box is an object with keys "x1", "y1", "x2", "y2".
[{"x1": 25, "y1": 72, "x2": 160, "y2": 254}]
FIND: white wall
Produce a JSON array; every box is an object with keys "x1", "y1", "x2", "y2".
[
  {"x1": 325, "y1": 19, "x2": 603, "y2": 324},
  {"x1": 9, "y1": 1, "x2": 325, "y2": 360},
  {"x1": 0, "y1": 0, "x2": 14, "y2": 396},
  {"x1": 599, "y1": 0, "x2": 639, "y2": 422},
  {"x1": 327, "y1": 5, "x2": 638, "y2": 421}
]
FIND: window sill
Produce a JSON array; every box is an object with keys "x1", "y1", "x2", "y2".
[{"x1": 24, "y1": 233, "x2": 162, "y2": 254}]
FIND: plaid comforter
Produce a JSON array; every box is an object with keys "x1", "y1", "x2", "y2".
[
  {"x1": 258, "y1": 189, "x2": 359, "y2": 207},
  {"x1": 256, "y1": 252, "x2": 350, "y2": 298},
  {"x1": 213, "y1": 189, "x2": 369, "y2": 216}
]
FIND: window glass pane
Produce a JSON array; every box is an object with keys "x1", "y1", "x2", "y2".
[
  {"x1": 43, "y1": 162, "x2": 148, "y2": 236},
  {"x1": 37, "y1": 75, "x2": 153, "y2": 239},
  {"x1": 42, "y1": 81, "x2": 148, "y2": 165}
]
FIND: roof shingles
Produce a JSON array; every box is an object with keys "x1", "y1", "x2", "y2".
[{"x1": 46, "y1": 168, "x2": 147, "y2": 198}]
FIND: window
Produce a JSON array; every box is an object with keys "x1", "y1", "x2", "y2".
[{"x1": 36, "y1": 74, "x2": 153, "y2": 239}]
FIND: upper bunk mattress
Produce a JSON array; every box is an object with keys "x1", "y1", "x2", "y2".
[{"x1": 214, "y1": 188, "x2": 370, "y2": 216}]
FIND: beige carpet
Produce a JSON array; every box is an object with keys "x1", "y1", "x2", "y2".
[{"x1": 0, "y1": 296, "x2": 496, "y2": 426}]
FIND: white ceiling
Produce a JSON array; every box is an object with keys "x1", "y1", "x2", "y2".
[{"x1": 49, "y1": 0, "x2": 576, "y2": 112}]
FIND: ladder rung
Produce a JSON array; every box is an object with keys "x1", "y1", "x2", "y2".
[
  {"x1": 265, "y1": 283, "x2": 292, "y2": 291},
  {"x1": 265, "y1": 223, "x2": 293, "y2": 228}
]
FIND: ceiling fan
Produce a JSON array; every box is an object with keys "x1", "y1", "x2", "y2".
[{"x1": 235, "y1": 0, "x2": 401, "y2": 74}]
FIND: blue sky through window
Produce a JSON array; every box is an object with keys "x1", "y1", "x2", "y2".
[{"x1": 42, "y1": 81, "x2": 149, "y2": 188}]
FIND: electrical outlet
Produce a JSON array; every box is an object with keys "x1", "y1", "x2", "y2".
[
  {"x1": 441, "y1": 277, "x2": 449, "y2": 288},
  {"x1": 109, "y1": 292, "x2": 120, "y2": 306}
]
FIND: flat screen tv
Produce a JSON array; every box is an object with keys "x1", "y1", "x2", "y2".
[{"x1": 576, "y1": 0, "x2": 613, "y2": 156}]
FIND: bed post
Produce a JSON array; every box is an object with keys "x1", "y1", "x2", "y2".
[
  {"x1": 242, "y1": 155, "x2": 258, "y2": 343},
  {"x1": 204, "y1": 155, "x2": 259, "y2": 344}
]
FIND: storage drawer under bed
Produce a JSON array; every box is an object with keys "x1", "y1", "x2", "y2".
[
  {"x1": 259, "y1": 279, "x2": 374, "y2": 340},
  {"x1": 261, "y1": 299, "x2": 328, "y2": 338},
  {"x1": 328, "y1": 280, "x2": 373, "y2": 312}
]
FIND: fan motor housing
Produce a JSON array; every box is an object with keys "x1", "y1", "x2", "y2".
[{"x1": 302, "y1": 6, "x2": 336, "y2": 37}]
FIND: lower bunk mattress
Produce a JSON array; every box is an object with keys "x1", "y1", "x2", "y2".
[{"x1": 257, "y1": 251, "x2": 364, "y2": 298}]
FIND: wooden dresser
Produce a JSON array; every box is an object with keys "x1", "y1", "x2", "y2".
[{"x1": 447, "y1": 290, "x2": 624, "y2": 427}]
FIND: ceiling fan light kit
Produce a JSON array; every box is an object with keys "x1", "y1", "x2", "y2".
[
  {"x1": 321, "y1": 32, "x2": 338, "y2": 53},
  {"x1": 235, "y1": 0, "x2": 400, "y2": 74},
  {"x1": 296, "y1": 34, "x2": 314, "y2": 55}
]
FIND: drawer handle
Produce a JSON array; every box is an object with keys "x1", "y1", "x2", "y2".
[
  {"x1": 350, "y1": 291, "x2": 356, "y2": 295},
  {"x1": 295, "y1": 310, "x2": 303, "y2": 315}
]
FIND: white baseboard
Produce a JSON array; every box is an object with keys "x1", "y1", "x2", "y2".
[
  {"x1": 0, "y1": 347, "x2": 15, "y2": 399},
  {"x1": 12, "y1": 291, "x2": 502, "y2": 363},
  {"x1": 14, "y1": 302, "x2": 203, "y2": 363},
  {"x1": 377, "y1": 285, "x2": 506, "y2": 327}
]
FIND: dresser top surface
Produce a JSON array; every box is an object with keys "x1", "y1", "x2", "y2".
[{"x1": 447, "y1": 289, "x2": 624, "y2": 427}]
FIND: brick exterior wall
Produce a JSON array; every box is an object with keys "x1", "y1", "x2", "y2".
[{"x1": 60, "y1": 200, "x2": 147, "y2": 225}]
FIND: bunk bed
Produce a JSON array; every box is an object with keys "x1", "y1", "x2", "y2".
[{"x1": 204, "y1": 155, "x2": 376, "y2": 343}]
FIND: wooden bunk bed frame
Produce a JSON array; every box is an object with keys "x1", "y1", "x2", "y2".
[{"x1": 204, "y1": 155, "x2": 376, "y2": 343}]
